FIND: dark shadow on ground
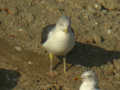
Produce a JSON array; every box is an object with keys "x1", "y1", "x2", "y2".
[
  {"x1": 65, "y1": 42, "x2": 120, "y2": 67},
  {"x1": 0, "y1": 69, "x2": 21, "y2": 90}
]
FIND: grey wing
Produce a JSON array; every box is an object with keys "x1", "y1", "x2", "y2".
[
  {"x1": 71, "y1": 27, "x2": 75, "y2": 36},
  {"x1": 41, "y1": 24, "x2": 55, "y2": 44}
]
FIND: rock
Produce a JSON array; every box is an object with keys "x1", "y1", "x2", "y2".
[
  {"x1": 14, "y1": 46, "x2": 22, "y2": 52},
  {"x1": 94, "y1": 3, "x2": 102, "y2": 10}
]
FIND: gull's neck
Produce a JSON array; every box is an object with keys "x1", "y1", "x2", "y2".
[
  {"x1": 83, "y1": 79, "x2": 97, "y2": 86},
  {"x1": 54, "y1": 26, "x2": 61, "y2": 32}
]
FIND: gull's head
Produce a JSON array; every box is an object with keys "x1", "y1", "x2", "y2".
[
  {"x1": 56, "y1": 16, "x2": 71, "y2": 33},
  {"x1": 81, "y1": 71, "x2": 96, "y2": 81},
  {"x1": 80, "y1": 71, "x2": 99, "y2": 90}
]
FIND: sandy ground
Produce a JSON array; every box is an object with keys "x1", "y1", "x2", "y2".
[{"x1": 0, "y1": 0, "x2": 120, "y2": 90}]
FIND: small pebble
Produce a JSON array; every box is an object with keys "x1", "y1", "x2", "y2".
[
  {"x1": 14, "y1": 46, "x2": 22, "y2": 52},
  {"x1": 94, "y1": 22, "x2": 98, "y2": 25},
  {"x1": 28, "y1": 61, "x2": 32, "y2": 65},
  {"x1": 18, "y1": 28, "x2": 24, "y2": 32},
  {"x1": 107, "y1": 29, "x2": 112, "y2": 34},
  {"x1": 94, "y1": 3, "x2": 102, "y2": 10}
]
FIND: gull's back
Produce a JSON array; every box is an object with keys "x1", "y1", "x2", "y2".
[{"x1": 41, "y1": 24, "x2": 55, "y2": 44}]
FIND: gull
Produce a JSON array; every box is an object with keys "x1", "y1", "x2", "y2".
[
  {"x1": 79, "y1": 71, "x2": 100, "y2": 90},
  {"x1": 41, "y1": 15, "x2": 75, "y2": 75}
]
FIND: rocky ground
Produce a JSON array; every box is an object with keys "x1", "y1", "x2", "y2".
[{"x1": 0, "y1": 0, "x2": 120, "y2": 90}]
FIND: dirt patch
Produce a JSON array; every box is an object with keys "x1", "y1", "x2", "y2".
[{"x1": 0, "y1": 0, "x2": 120, "y2": 90}]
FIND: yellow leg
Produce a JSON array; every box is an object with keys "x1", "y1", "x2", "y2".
[
  {"x1": 49, "y1": 53, "x2": 53, "y2": 73},
  {"x1": 63, "y1": 57, "x2": 66, "y2": 73}
]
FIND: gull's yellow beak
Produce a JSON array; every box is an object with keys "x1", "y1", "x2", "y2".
[{"x1": 64, "y1": 28, "x2": 68, "y2": 33}]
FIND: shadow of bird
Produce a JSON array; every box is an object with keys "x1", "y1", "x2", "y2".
[
  {"x1": 66, "y1": 42, "x2": 120, "y2": 67},
  {"x1": 0, "y1": 69, "x2": 21, "y2": 90}
]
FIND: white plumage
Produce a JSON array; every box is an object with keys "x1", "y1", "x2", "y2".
[
  {"x1": 41, "y1": 15, "x2": 75, "y2": 74},
  {"x1": 79, "y1": 71, "x2": 100, "y2": 90},
  {"x1": 43, "y1": 16, "x2": 74, "y2": 56},
  {"x1": 43, "y1": 26, "x2": 74, "y2": 56}
]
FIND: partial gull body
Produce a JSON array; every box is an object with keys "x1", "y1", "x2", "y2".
[
  {"x1": 79, "y1": 71, "x2": 100, "y2": 90},
  {"x1": 41, "y1": 16, "x2": 75, "y2": 75},
  {"x1": 43, "y1": 25, "x2": 74, "y2": 55}
]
